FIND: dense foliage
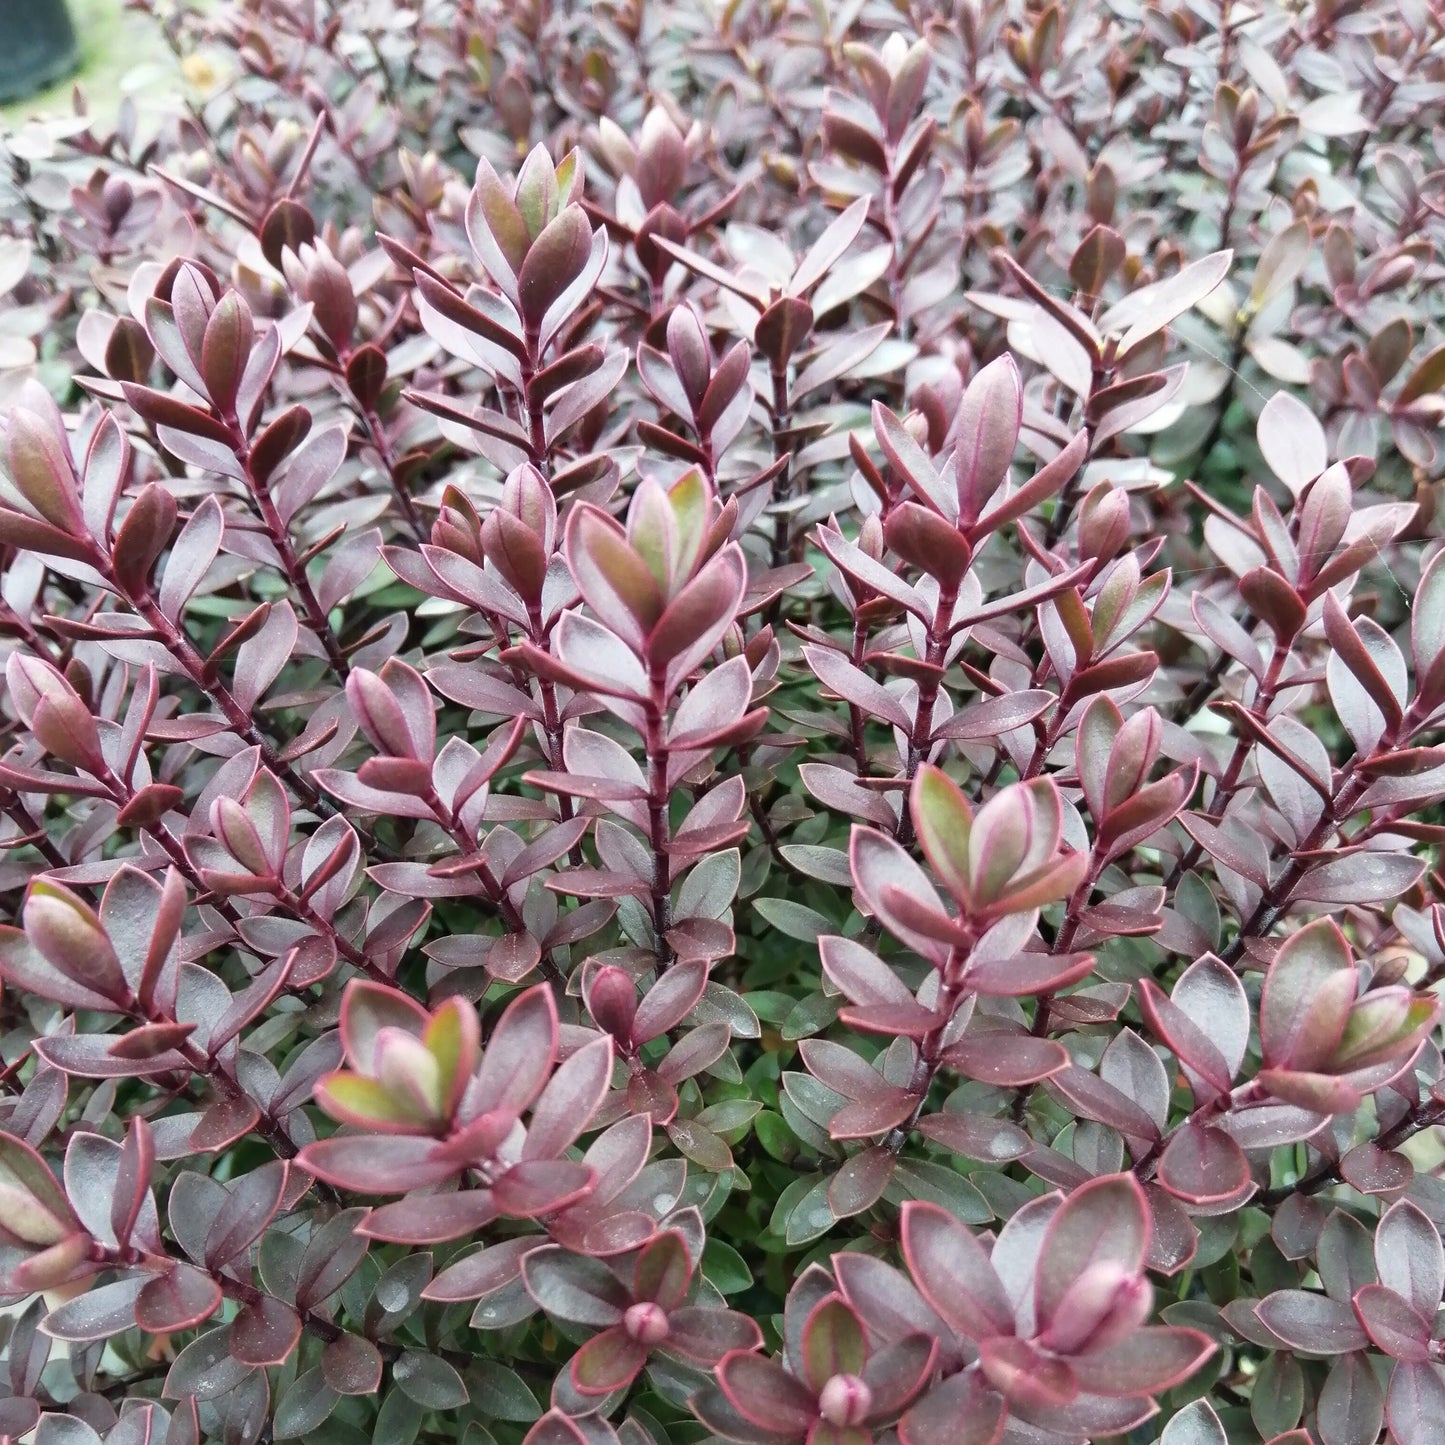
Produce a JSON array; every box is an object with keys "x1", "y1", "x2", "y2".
[{"x1": 1, "y1": 0, "x2": 1444, "y2": 1442}]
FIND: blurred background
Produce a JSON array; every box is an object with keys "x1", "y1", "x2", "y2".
[{"x1": 1, "y1": 0, "x2": 181, "y2": 124}]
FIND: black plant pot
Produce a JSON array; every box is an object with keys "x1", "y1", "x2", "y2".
[{"x1": 0, "y1": 0, "x2": 80, "y2": 105}]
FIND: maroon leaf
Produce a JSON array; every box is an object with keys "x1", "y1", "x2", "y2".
[
  {"x1": 1254, "y1": 1291, "x2": 1368, "y2": 1354},
  {"x1": 43, "y1": 1276, "x2": 147, "y2": 1342},
  {"x1": 570, "y1": 1327, "x2": 647, "y2": 1395},
  {"x1": 1157, "y1": 1123, "x2": 1253, "y2": 1206},
  {"x1": 1352, "y1": 1284, "x2": 1431, "y2": 1360},
  {"x1": 230, "y1": 1295, "x2": 302, "y2": 1367},
  {"x1": 1386, "y1": 1360, "x2": 1445, "y2": 1445},
  {"x1": 321, "y1": 1334, "x2": 383, "y2": 1395},
  {"x1": 1070, "y1": 1326, "x2": 1216, "y2": 1396},
  {"x1": 900, "y1": 1201, "x2": 1014, "y2": 1340}
]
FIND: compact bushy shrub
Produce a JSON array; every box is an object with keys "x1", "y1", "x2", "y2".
[{"x1": 0, "y1": 1, "x2": 1444, "y2": 1442}]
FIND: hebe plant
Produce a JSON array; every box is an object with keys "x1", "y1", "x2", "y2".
[{"x1": 0, "y1": 0, "x2": 1444, "y2": 1442}]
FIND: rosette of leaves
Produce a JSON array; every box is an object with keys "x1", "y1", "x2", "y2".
[
  {"x1": 522, "y1": 1215, "x2": 761, "y2": 1410},
  {"x1": 300, "y1": 980, "x2": 612, "y2": 1243}
]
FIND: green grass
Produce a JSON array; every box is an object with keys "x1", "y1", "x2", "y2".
[{"x1": 1, "y1": 0, "x2": 179, "y2": 129}]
